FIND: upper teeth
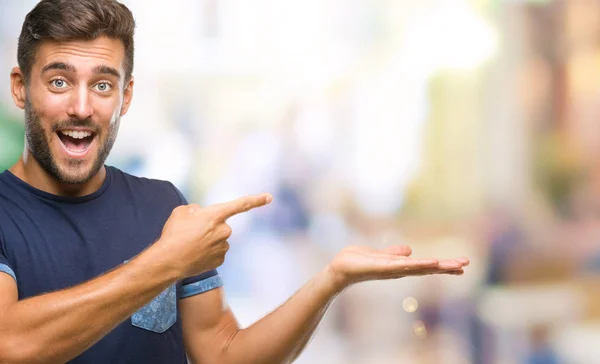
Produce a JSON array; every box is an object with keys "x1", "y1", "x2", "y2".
[{"x1": 60, "y1": 130, "x2": 92, "y2": 139}]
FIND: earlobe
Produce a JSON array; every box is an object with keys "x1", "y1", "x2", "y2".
[
  {"x1": 10, "y1": 67, "x2": 26, "y2": 110},
  {"x1": 120, "y1": 76, "x2": 134, "y2": 116}
]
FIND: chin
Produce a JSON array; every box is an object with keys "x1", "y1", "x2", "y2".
[
  {"x1": 58, "y1": 171, "x2": 95, "y2": 185},
  {"x1": 53, "y1": 158, "x2": 102, "y2": 185}
]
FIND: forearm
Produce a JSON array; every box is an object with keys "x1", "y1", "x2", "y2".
[
  {"x1": 0, "y1": 244, "x2": 180, "y2": 364},
  {"x1": 223, "y1": 268, "x2": 342, "y2": 364}
]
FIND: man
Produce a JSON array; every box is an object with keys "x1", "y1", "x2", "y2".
[{"x1": 0, "y1": 0, "x2": 469, "y2": 363}]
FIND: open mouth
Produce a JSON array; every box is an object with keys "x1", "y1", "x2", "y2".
[{"x1": 57, "y1": 130, "x2": 96, "y2": 156}]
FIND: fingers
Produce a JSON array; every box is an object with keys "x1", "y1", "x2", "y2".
[
  {"x1": 374, "y1": 256, "x2": 468, "y2": 279},
  {"x1": 454, "y1": 257, "x2": 470, "y2": 266},
  {"x1": 418, "y1": 258, "x2": 468, "y2": 275},
  {"x1": 208, "y1": 193, "x2": 273, "y2": 221},
  {"x1": 216, "y1": 224, "x2": 233, "y2": 240},
  {"x1": 221, "y1": 240, "x2": 231, "y2": 254},
  {"x1": 436, "y1": 259, "x2": 465, "y2": 271},
  {"x1": 382, "y1": 257, "x2": 439, "y2": 270},
  {"x1": 372, "y1": 257, "x2": 438, "y2": 279},
  {"x1": 420, "y1": 267, "x2": 465, "y2": 276},
  {"x1": 372, "y1": 246, "x2": 467, "y2": 269},
  {"x1": 414, "y1": 264, "x2": 465, "y2": 276}
]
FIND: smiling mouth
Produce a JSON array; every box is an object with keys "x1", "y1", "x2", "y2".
[{"x1": 57, "y1": 130, "x2": 96, "y2": 155}]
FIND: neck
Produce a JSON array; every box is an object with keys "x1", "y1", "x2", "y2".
[{"x1": 9, "y1": 149, "x2": 106, "y2": 197}]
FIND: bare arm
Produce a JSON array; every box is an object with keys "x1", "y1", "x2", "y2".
[
  {"x1": 181, "y1": 268, "x2": 337, "y2": 364},
  {"x1": 182, "y1": 245, "x2": 469, "y2": 364},
  {"x1": 0, "y1": 245, "x2": 180, "y2": 364}
]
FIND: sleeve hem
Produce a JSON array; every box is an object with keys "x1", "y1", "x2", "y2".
[
  {"x1": 0, "y1": 263, "x2": 16, "y2": 283},
  {"x1": 179, "y1": 275, "x2": 223, "y2": 299}
]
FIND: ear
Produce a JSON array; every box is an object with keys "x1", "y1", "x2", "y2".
[
  {"x1": 10, "y1": 67, "x2": 26, "y2": 110},
  {"x1": 120, "y1": 76, "x2": 134, "y2": 116}
]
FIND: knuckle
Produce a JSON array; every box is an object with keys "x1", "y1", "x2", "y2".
[
  {"x1": 187, "y1": 204, "x2": 201, "y2": 213},
  {"x1": 207, "y1": 217, "x2": 219, "y2": 230},
  {"x1": 222, "y1": 224, "x2": 232, "y2": 237}
]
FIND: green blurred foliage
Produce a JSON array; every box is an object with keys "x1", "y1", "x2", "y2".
[{"x1": 0, "y1": 106, "x2": 24, "y2": 172}]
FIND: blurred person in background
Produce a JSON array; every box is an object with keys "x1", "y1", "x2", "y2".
[{"x1": 0, "y1": 0, "x2": 470, "y2": 363}]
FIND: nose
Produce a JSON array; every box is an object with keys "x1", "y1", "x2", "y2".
[{"x1": 66, "y1": 87, "x2": 94, "y2": 121}]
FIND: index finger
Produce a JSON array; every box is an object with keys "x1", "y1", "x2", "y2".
[{"x1": 209, "y1": 193, "x2": 273, "y2": 221}]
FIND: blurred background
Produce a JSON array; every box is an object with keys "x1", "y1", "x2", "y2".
[{"x1": 2, "y1": 0, "x2": 600, "y2": 363}]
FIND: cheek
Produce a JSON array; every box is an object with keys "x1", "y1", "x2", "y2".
[
  {"x1": 28, "y1": 88, "x2": 69, "y2": 124},
  {"x1": 92, "y1": 96, "x2": 122, "y2": 126}
]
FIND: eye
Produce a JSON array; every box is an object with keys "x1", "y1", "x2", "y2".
[
  {"x1": 50, "y1": 79, "x2": 68, "y2": 89},
  {"x1": 94, "y1": 82, "x2": 112, "y2": 92}
]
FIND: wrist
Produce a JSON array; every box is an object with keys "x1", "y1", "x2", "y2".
[
  {"x1": 138, "y1": 238, "x2": 186, "y2": 281},
  {"x1": 322, "y1": 264, "x2": 349, "y2": 295}
]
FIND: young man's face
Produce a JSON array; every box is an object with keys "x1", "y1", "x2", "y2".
[{"x1": 11, "y1": 36, "x2": 134, "y2": 184}]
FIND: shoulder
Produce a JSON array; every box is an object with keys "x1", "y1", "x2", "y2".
[
  {"x1": 107, "y1": 166, "x2": 188, "y2": 205},
  {"x1": 0, "y1": 172, "x2": 19, "y2": 221}
]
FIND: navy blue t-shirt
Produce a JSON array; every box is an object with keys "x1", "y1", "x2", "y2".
[{"x1": 0, "y1": 166, "x2": 223, "y2": 363}]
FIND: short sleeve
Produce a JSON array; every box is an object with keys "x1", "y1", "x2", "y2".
[
  {"x1": 169, "y1": 183, "x2": 224, "y2": 299},
  {"x1": 0, "y1": 252, "x2": 16, "y2": 282},
  {"x1": 0, "y1": 213, "x2": 16, "y2": 282},
  {"x1": 178, "y1": 270, "x2": 223, "y2": 299},
  {"x1": 170, "y1": 183, "x2": 189, "y2": 207}
]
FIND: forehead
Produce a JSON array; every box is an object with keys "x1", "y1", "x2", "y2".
[{"x1": 34, "y1": 36, "x2": 125, "y2": 74}]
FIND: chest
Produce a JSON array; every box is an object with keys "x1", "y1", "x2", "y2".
[{"x1": 1, "y1": 201, "x2": 166, "y2": 299}]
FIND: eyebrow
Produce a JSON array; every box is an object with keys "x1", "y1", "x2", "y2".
[
  {"x1": 92, "y1": 65, "x2": 121, "y2": 80},
  {"x1": 41, "y1": 62, "x2": 121, "y2": 80},
  {"x1": 41, "y1": 62, "x2": 76, "y2": 73}
]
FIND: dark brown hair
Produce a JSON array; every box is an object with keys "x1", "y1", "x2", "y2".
[{"x1": 18, "y1": 0, "x2": 135, "y2": 82}]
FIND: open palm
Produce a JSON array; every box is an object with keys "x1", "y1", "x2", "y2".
[{"x1": 327, "y1": 245, "x2": 469, "y2": 289}]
